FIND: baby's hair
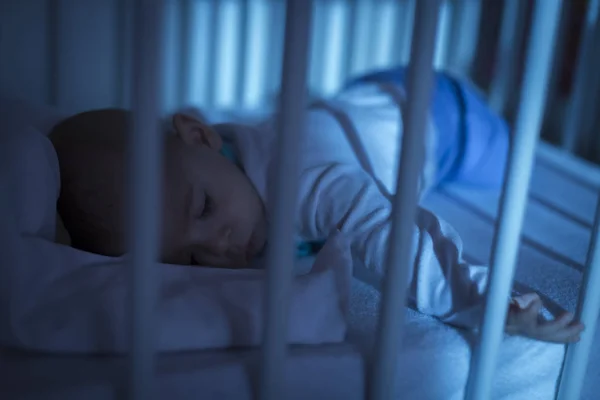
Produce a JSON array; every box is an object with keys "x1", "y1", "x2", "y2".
[{"x1": 50, "y1": 109, "x2": 131, "y2": 256}]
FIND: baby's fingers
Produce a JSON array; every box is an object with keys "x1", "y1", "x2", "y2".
[
  {"x1": 539, "y1": 313, "x2": 585, "y2": 343},
  {"x1": 512, "y1": 293, "x2": 541, "y2": 309},
  {"x1": 544, "y1": 323, "x2": 584, "y2": 343},
  {"x1": 520, "y1": 296, "x2": 543, "y2": 325},
  {"x1": 539, "y1": 312, "x2": 575, "y2": 332}
]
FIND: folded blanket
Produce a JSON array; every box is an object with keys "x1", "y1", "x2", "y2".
[{"x1": 349, "y1": 67, "x2": 510, "y2": 189}]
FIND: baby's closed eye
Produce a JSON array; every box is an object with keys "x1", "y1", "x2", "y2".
[{"x1": 198, "y1": 193, "x2": 215, "y2": 219}]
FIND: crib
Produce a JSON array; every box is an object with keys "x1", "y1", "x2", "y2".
[{"x1": 0, "y1": 0, "x2": 599, "y2": 399}]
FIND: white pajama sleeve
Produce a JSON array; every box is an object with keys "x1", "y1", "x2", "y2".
[{"x1": 298, "y1": 162, "x2": 489, "y2": 329}]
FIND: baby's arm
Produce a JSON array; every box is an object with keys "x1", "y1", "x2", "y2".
[
  {"x1": 298, "y1": 163, "x2": 488, "y2": 329},
  {"x1": 298, "y1": 163, "x2": 584, "y2": 341}
]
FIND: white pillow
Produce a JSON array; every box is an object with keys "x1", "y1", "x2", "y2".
[
  {"x1": 1, "y1": 122, "x2": 60, "y2": 242},
  {"x1": 0, "y1": 95, "x2": 68, "y2": 136},
  {"x1": 0, "y1": 96, "x2": 72, "y2": 243}
]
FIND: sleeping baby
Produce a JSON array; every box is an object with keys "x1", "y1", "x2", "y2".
[{"x1": 49, "y1": 67, "x2": 584, "y2": 344}]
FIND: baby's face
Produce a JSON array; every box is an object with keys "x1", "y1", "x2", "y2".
[{"x1": 159, "y1": 114, "x2": 268, "y2": 268}]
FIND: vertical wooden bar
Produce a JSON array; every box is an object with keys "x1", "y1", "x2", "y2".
[
  {"x1": 434, "y1": 0, "x2": 451, "y2": 70},
  {"x1": 369, "y1": 2, "x2": 440, "y2": 399},
  {"x1": 348, "y1": 0, "x2": 374, "y2": 75},
  {"x1": 213, "y1": 0, "x2": 239, "y2": 107},
  {"x1": 488, "y1": 0, "x2": 529, "y2": 115},
  {"x1": 188, "y1": 0, "x2": 214, "y2": 106},
  {"x1": 445, "y1": 0, "x2": 482, "y2": 75},
  {"x1": 341, "y1": 0, "x2": 359, "y2": 78},
  {"x1": 128, "y1": 0, "x2": 164, "y2": 399},
  {"x1": 116, "y1": 0, "x2": 134, "y2": 108},
  {"x1": 266, "y1": 0, "x2": 287, "y2": 104},
  {"x1": 258, "y1": 1, "x2": 312, "y2": 399},
  {"x1": 561, "y1": 0, "x2": 600, "y2": 152},
  {"x1": 178, "y1": 0, "x2": 193, "y2": 106},
  {"x1": 321, "y1": 0, "x2": 348, "y2": 96},
  {"x1": 556, "y1": 195, "x2": 600, "y2": 400},
  {"x1": 370, "y1": 0, "x2": 397, "y2": 69},
  {"x1": 390, "y1": 0, "x2": 416, "y2": 66},
  {"x1": 46, "y1": 0, "x2": 60, "y2": 106},
  {"x1": 236, "y1": 0, "x2": 250, "y2": 108},
  {"x1": 243, "y1": 0, "x2": 269, "y2": 108},
  {"x1": 206, "y1": 0, "x2": 220, "y2": 107},
  {"x1": 464, "y1": 2, "x2": 562, "y2": 399},
  {"x1": 308, "y1": 0, "x2": 327, "y2": 96}
]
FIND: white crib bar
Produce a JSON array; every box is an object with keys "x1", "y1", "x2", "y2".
[
  {"x1": 178, "y1": 0, "x2": 193, "y2": 106},
  {"x1": 320, "y1": 0, "x2": 347, "y2": 96},
  {"x1": 116, "y1": 0, "x2": 134, "y2": 108},
  {"x1": 235, "y1": 0, "x2": 250, "y2": 107},
  {"x1": 434, "y1": 0, "x2": 451, "y2": 71},
  {"x1": 369, "y1": 2, "x2": 440, "y2": 400},
  {"x1": 259, "y1": 1, "x2": 312, "y2": 399},
  {"x1": 488, "y1": 0, "x2": 528, "y2": 115},
  {"x1": 128, "y1": 1, "x2": 164, "y2": 399},
  {"x1": 243, "y1": 0, "x2": 269, "y2": 108},
  {"x1": 348, "y1": 0, "x2": 374, "y2": 75},
  {"x1": 206, "y1": 0, "x2": 220, "y2": 107},
  {"x1": 445, "y1": 0, "x2": 482, "y2": 75},
  {"x1": 464, "y1": 1, "x2": 562, "y2": 399},
  {"x1": 556, "y1": 195, "x2": 600, "y2": 399},
  {"x1": 396, "y1": 0, "x2": 416, "y2": 66},
  {"x1": 561, "y1": 0, "x2": 600, "y2": 152}
]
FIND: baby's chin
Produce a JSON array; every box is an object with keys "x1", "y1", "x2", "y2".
[{"x1": 247, "y1": 218, "x2": 268, "y2": 259}]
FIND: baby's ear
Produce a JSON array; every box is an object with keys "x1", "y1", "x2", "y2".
[{"x1": 172, "y1": 113, "x2": 222, "y2": 150}]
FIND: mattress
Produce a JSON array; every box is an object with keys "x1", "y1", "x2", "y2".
[
  {"x1": 422, "y1": 142, "x2": 599, "y2": 399},
  {"x1": 344, "y1": 141, "x2": 598, "y2": 400}
]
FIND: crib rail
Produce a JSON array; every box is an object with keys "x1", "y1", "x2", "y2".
[
  {"x1": 128, "y1": 1, "x2": 164, "y2": 398},
  {"x1": 126, "y1": 0, "x2": 597, "y2": 399},
  {"x1": 557, "y1": 194, "x2": 600, "y2": 399},
  {"x1": 1, "y1": 1, "x2": 599, "y2": 399},
  {"x1": 370, "y1": 2, "x2": 440, "y2": 399},
  {"x1": 2, "y1": 1, "x2": 599, "y2": 158},
  {"x1": 561, "y1": 0, "x2": 600, "y2": 154},
  {"x1": 488, "y1": 0, "x2": 528, "y2": 115},
  {"x1": 465, "y1": 1, "x2": 563, "y2": 398},
  {"x1": 258, "y1": 1, "x2": 312, "y2": 399}
]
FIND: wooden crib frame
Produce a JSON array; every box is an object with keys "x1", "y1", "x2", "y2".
[{"x1": 4, "y1": 0, "x2": 595, "y2": 399}]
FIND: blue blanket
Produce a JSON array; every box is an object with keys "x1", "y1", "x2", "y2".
[{"x1": 349, "y1": 67, "x2": 510, "y2": 189}]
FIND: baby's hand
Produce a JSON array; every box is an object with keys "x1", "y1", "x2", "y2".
[{"x1": 505, "y1": 293, "x2": 584, "y2": 343}]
